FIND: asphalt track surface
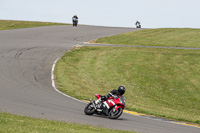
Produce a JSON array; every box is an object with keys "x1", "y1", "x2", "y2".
[{"x1": 0, "y1": 25, "x2": 200, "y2": 133}]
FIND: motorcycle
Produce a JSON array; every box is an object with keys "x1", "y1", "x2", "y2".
[
  {"x1": 136, "y1": 23, "x2": 141, "y2": 28},
  {"x1": 72, "y1": 17, "x2": 78, "y2": 27},
  {"x1": 84, "y1": 94, "x2": 125, "y2": 119}
]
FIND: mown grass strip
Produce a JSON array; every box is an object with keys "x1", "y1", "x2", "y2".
[
  {"x1": 0, "y1": 20, "x2": 69, "y2": 30},
  {"x1": 55, "y1": 46, "x2": 200, "y2": 125},
  {"x1": 0, "y1": 112, "x2": 133, "y2": 133},
  {"x1": 95, "y1": 28, "x2": 200, "y2": 48}
]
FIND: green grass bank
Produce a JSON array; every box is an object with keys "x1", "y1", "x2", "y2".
[
  {"x1": 95, "y1": 28, "x2": 200, "y2": 48},
  {"x1": 0, "y1": 112, "x2": 133, "y2": 133},
  {"x1": 55, "y1": 46, "x2": 200, "y2": 124},
  {"x1": 0, "y1": 20, "x2": 68, "y2": 30}
]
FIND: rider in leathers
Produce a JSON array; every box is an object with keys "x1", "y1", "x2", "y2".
[
  {"x1": 95, "y1": 86, "x2": 126, "y2": 105},
  {"x1": 72, "y1": 15, "x2": 78, "y2": 27}
]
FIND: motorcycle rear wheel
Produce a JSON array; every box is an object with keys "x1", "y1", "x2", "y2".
[
  {"x1": 84, "y1": 103, "x2": 95, "y2": 115},
  {"x1": 108, "y1": 107, "x2": 123, "y2": 119}
]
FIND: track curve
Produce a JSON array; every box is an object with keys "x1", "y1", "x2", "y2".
[{"x1": 0, "y1": 25, "x2": 199, "y2": 133}]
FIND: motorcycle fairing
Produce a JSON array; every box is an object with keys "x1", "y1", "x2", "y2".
[
  {"x1": 95, "y1": 94, "x2": 101, "y2": 99},
  {"x1": 101, "y1": 101, "x2": 109, "y2": 115}
]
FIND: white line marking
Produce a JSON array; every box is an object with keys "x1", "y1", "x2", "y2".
[{"x1": 51, "y1": 57, "x2": 87, "y2": 103}]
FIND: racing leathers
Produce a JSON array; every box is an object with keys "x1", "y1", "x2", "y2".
[
  {"x1": 95, "y1": 89, "x2": 119, "y2": 104},
  {"x1": 72, "y1": 15, "x2": 78, "y2": 27}
]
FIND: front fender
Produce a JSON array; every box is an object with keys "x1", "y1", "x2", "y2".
[{"x1": 115, "y1": 105, "x2": 124, "y2": 111}]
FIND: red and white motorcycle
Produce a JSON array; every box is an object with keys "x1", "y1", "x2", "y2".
[{"x1": 84, "y1": 94, "x2": 125, "y2": 119}]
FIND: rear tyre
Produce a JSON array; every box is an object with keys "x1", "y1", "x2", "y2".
[
  {"x1": 84, "y1": 103, "x2": 95, "y2": 115},
  {"x1": 108, "y1": 107, "x2": 123, "y2": 119}
]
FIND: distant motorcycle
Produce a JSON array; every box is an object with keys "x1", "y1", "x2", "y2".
[
  {"x1": 136, "y1": 23, "x2": 141, "y2": 28},
  {"x1": 84, "y1": 94, "x2": 125, "y2": 119},
  {"x1": 73, "y1": 19, "x2": 78, "y2": 27},
  {"x1": 135, "y1": 21, "x2": 141, "y2": 28},
  {"x1": 72, "y1": 16, "x2": 78, "y2": 27}
]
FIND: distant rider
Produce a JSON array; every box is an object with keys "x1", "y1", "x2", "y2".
[
  {"x1": 72, "y1": 15, "x2": 78, "y2": 27},
  {"x1": 135, "y1": 21, "x2": 141, "y2": 28},
  {"x1": 95, "y1": 86, "x2": 126, "y2": 105}
]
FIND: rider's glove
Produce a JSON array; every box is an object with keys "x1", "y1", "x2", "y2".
[{"x1": 113, "y1": 95, "x2": 118, "y2": 99}]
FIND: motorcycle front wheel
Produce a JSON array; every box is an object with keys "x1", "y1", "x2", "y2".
[
  {"x1": 84, "y1": 103, "x2": 95, "y2": 115},
  {"x1": 108, "y1": 107, "x2": 123, "y2": 119}
]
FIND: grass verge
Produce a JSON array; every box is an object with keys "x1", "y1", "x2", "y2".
[
  {"x1": 55, "y1": 46, "x2": 200, "y2": 125},
  {"x1": 0, "y1": 112, "x2": 133, "y2": 133},
  {"x1": 95, "y1": 28, "x2": 200, "y2": 48},
  {"x1": 0, "y1": 20, "x2": 69, "y2": 30}
]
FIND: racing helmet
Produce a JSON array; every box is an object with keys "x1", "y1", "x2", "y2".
[{"x1": 118, "y1": 86, "x2": 126, "y2": 95}]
